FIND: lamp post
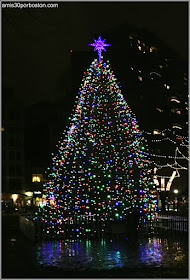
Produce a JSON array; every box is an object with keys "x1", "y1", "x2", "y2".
[{"x1": 173, "y1": 189, "x2": 178, "y2": 211}]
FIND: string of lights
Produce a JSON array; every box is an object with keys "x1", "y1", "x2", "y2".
[
  {"x1": 143, "y1": 151, "x2": 188, "y2": 160},
  {"x1": 37, "y1": 52, "x2": 158, "y2": 237}
]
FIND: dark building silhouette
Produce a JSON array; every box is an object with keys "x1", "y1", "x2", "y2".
[
  {"x1": 101, "y1": 24, "x2": 188, "y2": 134},
  {"x1": 24, "y1": 101, "x2": 71, "y2": 193},
  {"x1": 2, "y1": 89, "x2": 25, "y2": 194}
]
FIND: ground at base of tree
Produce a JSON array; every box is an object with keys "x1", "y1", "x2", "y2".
[{"x1": 3, "y1": 266, "x2": 188, "y2": 278}]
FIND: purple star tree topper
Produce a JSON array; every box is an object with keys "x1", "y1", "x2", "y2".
[{"x1": 89, "y1": 35, "x2": 111, "y2": 61}]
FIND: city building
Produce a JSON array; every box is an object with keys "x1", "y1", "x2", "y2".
[{"x1": 2, "y1": 89, "x2": 26, "y2": 206}]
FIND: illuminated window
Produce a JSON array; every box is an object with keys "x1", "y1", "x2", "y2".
[
  {"x1": 171, "y1": 108, "x2": 181, "y2": 114},
  {"x1": 153, "y1": 130, "x2": 161, "y2": 135},
  {"x1": 164, "y1": 84, "x2": 170, "y2": 89},
  {"x1": 172, "y1": 125, "x2": 183, "y2": 130},
  {"x1": 150, "y1": 71, "x2": 161, "y2": 77},
  {"x1": 25, "y1": 191, "x2": 33, "y2": 197},
  {"x1": 159, "y1": 65, "x2": 163, "y2": 69},
  {"x1": 138, "y1": 40, "x2": 140, "y2": 43},
  {"x1": 138, "y1": 46, "x2": 142, "y2": 51},
  {"x1": 156, "y1": 108, "x2": 163, "y2": 112},
  {"x1": 150, "y1": 46, "x2": 157, "y2": 52},
  {"x1": 171, "y1": 97, "x2": 180, "y2": 103},
  {"x1": 32, "y1": 176, "x2": 40, "y2": 182},
  {"x1": 1, "y1": 128, "x2": 4, "y2": 132},
  {"x1": 186, "y1": 107, "x2": 188, "y2": 110},
  {"x1": 32, "y1": 174, "x2": 43, "y2": 183},
  {"x1": 138, "y1": 76, "x2": 142, "y2": 81}
]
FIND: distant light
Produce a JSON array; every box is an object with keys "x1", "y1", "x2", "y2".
[
  {"x1": 70, "y1": 50, "x2": 73, "y2": 52},
  {"x1": 150, "y1": 46, "x2": 157, "y2": 52},
  {"x1": 172, "y1": 125, "x2": 182, "y2": 130},
  {"x1": 164, "y1": 83, "x2": 168, "y2": 88},
  {"x1": 34, "y1": 191, "x2": 42, "y2": 194},
  {"x1": 171, "y1": 98, "x2": 180, "y2": 103},
  {"x1": 174, "y1": 189, "x2": 178, "y2": 194},
  {"x1": 12, "y1": 194, "x2": 18, "y2": 202},
  {"x1": 32, "y1": 175, "x2": 41, "y2": 182},
  {"x1": 25, "y1": 191, "x2": 33, "y2": 197},
  {"x1": 27, "y1": 200, "x2": 31, "y2": 205},
  {"x1": 153, "y1": 130, "x2": 161, "y2": 135},
  {"x1": 156, "y1": 108, "x2": 163, "y2": 113},
  {"x1": 1, "y1": 128, "x2": 4, "y2": 132}
]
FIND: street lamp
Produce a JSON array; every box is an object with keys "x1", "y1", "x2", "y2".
[
  {"x1": 12, "y1": 194, "x2": 18, "y2": 204},
  {"x1": 173, "y1": 189, "x2": 179, "y2": 211}
]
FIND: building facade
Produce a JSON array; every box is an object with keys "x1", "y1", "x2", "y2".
[{"x1": 2, "y1": 89, "x2": 25, "y2": 194}]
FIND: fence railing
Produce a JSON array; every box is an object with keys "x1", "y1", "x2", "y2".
[
  {"x1": 19, "y1": 214, "x2": 188, "y2": 241},
  {"x1": 139, "y1": 215, "x2": 188, "y2": 235}
]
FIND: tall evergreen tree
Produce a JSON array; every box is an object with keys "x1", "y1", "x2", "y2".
[{"x1": 38, "y1": 37, "x2": 157, "y2": 236}]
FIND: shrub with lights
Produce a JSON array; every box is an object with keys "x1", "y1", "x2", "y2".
[{"x1": 37, "y1": 36, "x2": 157, "y2": 238}]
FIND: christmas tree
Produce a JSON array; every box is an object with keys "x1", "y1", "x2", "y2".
[{"x1": 37, "y1": 36, "x2": 157, "y2": 237}]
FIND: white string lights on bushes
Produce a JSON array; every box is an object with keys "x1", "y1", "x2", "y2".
[{"x1": 141, "y1": 129, "x2": 188, "y2": 191}]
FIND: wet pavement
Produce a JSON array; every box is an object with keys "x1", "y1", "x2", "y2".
[{"x1": 2, "y1": 215, "x2": 188, "y2": 278}]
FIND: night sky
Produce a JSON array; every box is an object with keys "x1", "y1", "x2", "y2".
[{"x1": 2, "y1": 1, "x2": 188, "y2": 105}]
